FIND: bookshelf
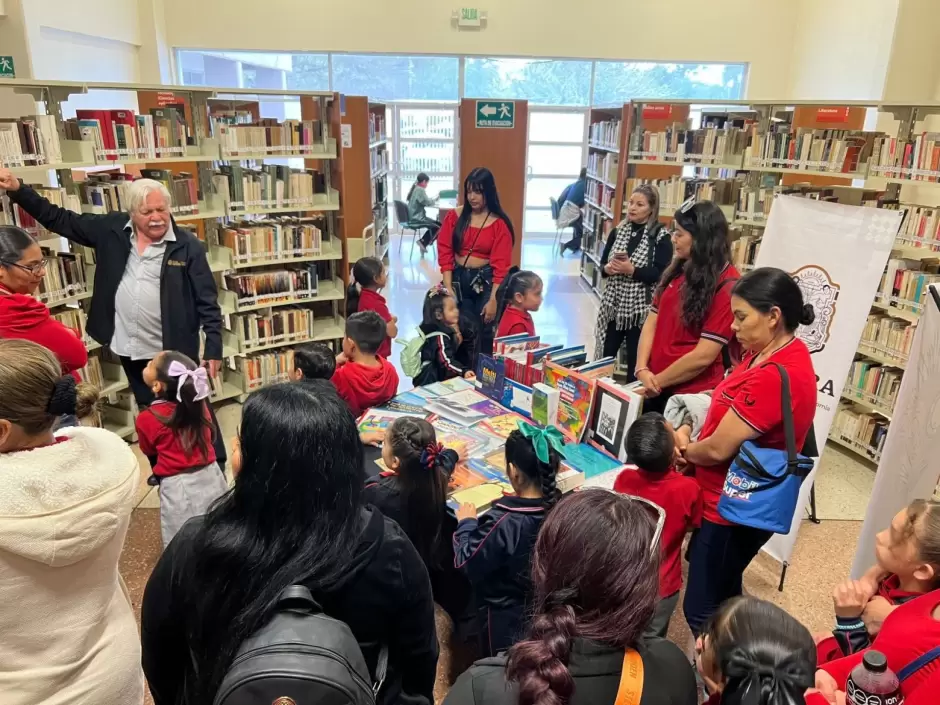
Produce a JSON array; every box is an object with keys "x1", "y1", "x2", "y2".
[{"x1": 0, "y1": 78, "x2": 347, "y2": 430}]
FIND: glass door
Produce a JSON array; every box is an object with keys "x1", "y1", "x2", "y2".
[{"x1": 524, "y1": 109, "x2": 587, "y2": 235}]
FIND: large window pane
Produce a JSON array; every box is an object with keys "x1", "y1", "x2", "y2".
[
  {"x1": 332, "y1": 55, "x2": 458, "y2": 101},
  {"x1": 177, "y1": 50, "x2": 329, "y2": 91},
  {"x1": 593, "y1": 62, "x2": 747, "y2": 106},
  {"x1": 400, "y1": 141, "x2": 453, "y2": 173},
  {"x1": 527, "y1": 145, "x2": 583, "y2": 176},
  {"x1": 465, "y1": 58, "x2": 592, "y2": 106},
  {"x1": 526, "y1": 178, "x2": 574, "y2": 208},
  {"x1": 529, "y1": 112, "x2": 585, "y2": 143},
  {"x1": 399, "y1": 109, "x2": 455, "y2": 139}
]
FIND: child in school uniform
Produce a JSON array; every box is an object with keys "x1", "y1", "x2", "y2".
[
  {"x1": 289, "y1": 342, "x2": 336, "y2": 382},
  {"x1": 613, "y1": 412, "x2": 703, "y2": 638},
  {"x1": 331, "y1": 310, "x2": 400, "y2": 417},
  {"x1": 136, "y1": 351, "x2": 229, "y2": 548},
  {"x1": 494, "y1": 269, "x2": 542, "y2": 338},
  {"x1": 346, "y1": 256, "x2": 398, "y2": 359},
  {"x1": 412, "y1": 285, "x2": 476, "y2": 387},
  {"x1": 453, "y1": 422, "x2": 563, "y2": 657}
]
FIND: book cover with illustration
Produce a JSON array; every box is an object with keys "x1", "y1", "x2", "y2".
[
  {"x1": 375, "y1": 399, "x2": 429, "y2": 416},
  {"x1": 543, "y1": 361, "x2": 597, "y2": 443},
  {"x1": 477, "y1": 355, "x2": 506, "y2": 401},
  {"x1": 478, "y1": 412, "x2": 527, "y2": 439},
  {"x1": 586, "y1": 379, "x2": 645, "y2": 461},
  {"x1": 440, "y1": 377, "x2": 476, "y2": 394},
  {"x1": 439, "y1": 427, "x2": 500, "y2": 460},
  {"x1": 501, "y1": 379, "x2": 534, "y2": 418},
  {"x1": 427, "y1": 415, "x2": 466, "y2": 435},
  {"x1": 561, "y1": 441, "x2": 625, "y2": 479},
  {"x1": 531, "y1": 383, "x2": 560, "y2": 427},
  {"x1": 470, "y1": 398, "x2": 508, "y2": 418},
  {"x1": 358, "y1": 408, "x2": 410, "y2": 435}
]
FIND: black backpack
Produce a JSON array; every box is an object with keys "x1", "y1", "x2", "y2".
[{"x1": 214, "y1": 513, "x2": 389, "y2": 705}]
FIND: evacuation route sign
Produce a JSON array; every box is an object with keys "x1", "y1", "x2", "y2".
[
  {"x1": 476, "y1": 100, "x2": 514, "y2": 128},
  {"x1": 0, "y1": 57, "x2": 15, "y2": 78}
]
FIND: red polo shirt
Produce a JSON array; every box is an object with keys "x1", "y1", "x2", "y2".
[
  {"x1": 614, "y1": 465, "x2": 703, "y2": 597},
  {"x1": 649, "y1": 266, "x2": 738, "y2": 394},
  {"x1": 694, "y1": 337, "x2": 817, "y2": 524},
  {"x1": 357, "y1": 288, "x2": 393, "y2": 359},
  {"x1": 135, "y1": 400, "x2": 217, "y2": 476},
  {"x1": 496, "y1": 306, "x2": 535, "y2": 338}
]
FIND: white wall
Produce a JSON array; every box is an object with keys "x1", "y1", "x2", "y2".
[{"x1": 162, "y1": 0, "x2": 799, "y2": 99}]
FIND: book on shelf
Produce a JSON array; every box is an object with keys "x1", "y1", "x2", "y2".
[
  {"x1": 730, "y1": 234, "x2": 761, "y2": 271},
  {"x1": 139, "y1": 169, "x2": 199, "y2": 215},
  {"x1": 2, "y1": 187, "x2": 81, "y2": 238},
  {"x1": 587, "y1": 151, "x2": 619, "y2": 184},
  {"x1": 370, "y1": 148, "x2": 388, "y2": 176},
  {"x1": 586, "y1": 179, "x2": 614, "y2": 215},
  {"x1": 895, "y1": 204, "x2": 940, "y2": 251},
  {"x1": 589, "y1": 119, "x2": 621, "y2": 149},
  {"x1": 846, "y1": 360, "x2": 902, "y2": 412},
  {"x1": 629, "y1": 124, "x2": 747, "y2": 165},
  {"x1": 76, "y1": 354, "x2": 103, "y2": 389},
  {"x1": 743, "y1": 124, "x2": 877, "y2": 173},
  {"x1": 51, "y1": 308, "x2": 87, "y2": 341},
  {"x1": 213, "y1": 164, "x2": 327, "y2": 212},
  {"x1": 239, "y1": 348, "x2": 296, "y2": 391},
  {"x1": 832, "y1": 404, "x2": 888, "y2": 458},
  {"x1": 626, "y1": 176, "x2": 741, "y2": 213},
  {"x1": 65, "y1": 108, "x2": 191, "y2": 162},
  {"x1": 0, "y1": 115, "x2": 61, "y2": 167},
  {"x1": 36, "y1": 248, "x2": 87, "y2": 302},
  {"x1": 224, "y1": 264, "x2": 322, "y2": 307},
  {"x1": 214, "y1": 118, "x2": 325, "y2": 157},
  {"x1": 878, "y1": 258, "x2": 940, "y2": 313},
  {"x1": 859, "y1": 313, "x2": 913, "y2": 362},
  {"x1": 870, "y1": 133, "x2": 940, "y2": 181},
  {"x1": 222, "y1": 219, "x2": 323, "y2": 264},
  {"x1": 233, "y1": 307, "x2": 319, "y2": 351},
  {"x1": 369, "y1": 113, "x2": 386, "y2": 143}
]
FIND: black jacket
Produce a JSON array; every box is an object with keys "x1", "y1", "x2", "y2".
[
  {"x1": 141, "y1": 507, "x2": 439, "y2": 705},
  {"x1": 412, "y1": 321, "x2": 467, "y2": 386},
  {"x1": 9, "y1": 184, "x2": 223, "y2": 361},
  {"x1": 443, "y1": 638, "x2": 698, "y2": 705},
  {"x1": 600, "y1": 220, "x2": 673, "y2": 285}
]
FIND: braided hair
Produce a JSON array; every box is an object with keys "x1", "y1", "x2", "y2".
[
  {"x1": 385, "y1": 417, "x2": 458, "y2": 564},
  {"x1": 504, "y1": 429, "x2": 560, "y2": 510}
]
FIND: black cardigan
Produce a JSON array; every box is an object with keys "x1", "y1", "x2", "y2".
[
  {"x1": 443, "y1": 637, "x2": 698, "y2": 705},
  {"x1": 600, "y1": 220, "x2": 673, "y2": 284}
]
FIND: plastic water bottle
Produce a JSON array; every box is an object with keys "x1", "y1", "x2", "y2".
[{"x1": 846, "y1": 650, "x2": 904, "y2": 705}]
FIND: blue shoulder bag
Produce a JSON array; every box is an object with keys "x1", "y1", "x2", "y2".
[{"x1": 717, "y1": 362, "x2": 815, "y2": 534}]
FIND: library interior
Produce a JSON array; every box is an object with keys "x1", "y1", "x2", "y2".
[{"x1": 2, "y1": 1, "x2": 940, "y2": 704}]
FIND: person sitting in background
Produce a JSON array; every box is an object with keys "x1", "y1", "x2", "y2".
[
  {"x1": 290, "y1": 342, "x2": 337, "y2": 382},
  {"x1": 140, "y1": 380, "x2": 438, "y2": 705},
  {"x1": 696, "y1": 596, "x2": 816, "y2": 705},
  {"x1": 613, "y1": 412, "x2": 703, "y2": 638},
  {"x1": 331, "y1": 311, "x2": 399, "y2": 417},
  {"x1": 445, "y1": 488, "x2": 698, "y2": 705},
  {"x1": 0, "y1": 339, "x2": 143, "y2": 705},
  {"x1": 558, "y1": 167, "x2": 587, "y2": 254},
  {"x1": 408, "y1": 173, "x2": 442, "y2": 254},
  {"x1": 0, "y1": 225, "x2": 87, "y2": 377},
  {"x1": 346, "y1": 256, "x2": 397, "y2": 359}
]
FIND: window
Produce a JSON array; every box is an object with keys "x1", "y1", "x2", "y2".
[
  {"x1": 177, "y1": 50, "x2": 329, "y2": 91},
  {"x1": 331, "y1": 55, "x2": 459, "y2": 102},
  {"x1": 464, "y1": 58, "x2": 592, "y2": 106},
  {"x1": 593, "y1": 62, "x2": 747, "y2": 106}
]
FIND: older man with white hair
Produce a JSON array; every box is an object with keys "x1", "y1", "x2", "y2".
[{"x1": 0, "y1": 168, "x2": 226, "y2": 466}]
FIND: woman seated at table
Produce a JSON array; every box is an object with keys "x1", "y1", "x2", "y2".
[{"x1": 408, "y1": 173, "x2": 442, "y2": 253}]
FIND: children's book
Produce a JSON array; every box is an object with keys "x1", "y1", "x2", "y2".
[
  {"x1": 447, "y1": 462, "x2": 491, "y2": 492},
  {"x1": 483, "y1": 446, "x2": 507, "y2": 472},
  {"x1": 478, "y1": 412, "x2": 527, "y2": 439},
  {"x1": 443, "y1": 388, "x2": 489, "y2": 407},
  {"x1": 561, "y1": 441, "x2": 625, "y2": 479},
  {"x1": 477, "y1": 355, "x2": 507, "y2": 401},
  {"x1": 357, "y1": 408, "x2": 410, "y2": 435},
  {"x1": 531, "y1": 383, "x2": 560, "y2": 427},
  {"x1": 494, "y1": 333, "x2": 539, "y2": 354},
  {"x1": 586, "y1": 378, "x2": 645, "y2": 462},
  {"x1": 575, "y1": 357, "x2": 617, "y2": 379},
  {"x1": 427, "y1": 397, "x2": 487, "y2": 426},
  {"x1": 409, "y1": 386, "x2": 440, "y2": 400},
  {"x1": 446, "y1": 482, "x2": 513, "y2": 514},
  {"x1": 423, "y1": 382, "x2": 452, "y2": 397},
  {"x1": 374, "y1": 400, "x2": 429, "y2": 416},
  {"x1": 466, "y1": 456, "x2": 510, "y2": 483},
  {"x1": 427, "y1": 415, "x2": 466, "y2": 435},
  {"x1": 543, "y1": 361, "x2": 597, "y2": 443},
  {"x1": 501, "y1": 379, "x2": 534, "y2": 418},
  {"x1": 390, "y1": 390, "x2": 430, "y2": 407},
  {"x1": 440, "y1": 427, "x2": 499, "y2": 460},
  {"x1": 546, "y1": 345, "x2": 588, "y2": 369},
  {"x1": 469, "y1": 398, "x2": 508, "y2": 418},
  {"x1": 440, "y1": 377, "x2": 475, "y2": 393}
]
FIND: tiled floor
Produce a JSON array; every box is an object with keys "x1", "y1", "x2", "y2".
[{"x1": 123, "y1": 233, "x2": 876, "y2": 701}]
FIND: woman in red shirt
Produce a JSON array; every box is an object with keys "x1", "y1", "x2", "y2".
[
  {"x1": 634, "y1": 201, "x2": 738, "y2": 414},
  {"x1": 438, "y1": 167, "x2": 515, "y2": 362},
  {"x1": 677, "y1": 267, "x2": 818, "y2": 635},
  {"x1": 0, "y1": 226, "x2": 87, "y2": 376}
]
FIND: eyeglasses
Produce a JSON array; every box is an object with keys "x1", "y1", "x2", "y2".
[
  {"x1": 1, "y1": 258, "x2": 49, "y2": 275},
  {"x1": 592, "y1": 488, "x2": 666, "y2": 558}
]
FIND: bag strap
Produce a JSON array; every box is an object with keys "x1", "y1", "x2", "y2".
[
  {"x1": 614, "y1": 648, "x2": 644, "y2": 705},
  {"x1": 770, "y1": 362, "x2": 799, "y2": 468},
  {"x1": 373, "y1": 645, "x2": 389, "y2": 698},
  {"x1": 899, "y1": 644, "x2": 940, "y2": 683}
]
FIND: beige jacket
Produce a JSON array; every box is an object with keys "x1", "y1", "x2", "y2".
[{"x1": 0, "y1": 427, "x2": 143, "y2": 705}]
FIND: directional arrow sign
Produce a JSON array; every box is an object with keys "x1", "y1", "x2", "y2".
[{"x1": 476, "y1": 100, "x2": 514, "y2": 128}]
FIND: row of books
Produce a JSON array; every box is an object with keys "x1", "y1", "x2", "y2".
[
  {"x1": 65, "y1": 107, "x2": 190, "y2": 161},
  {"x1": 586, "y1": 152, "x2": 618, "y2": 184},
  {"x1": 743, "y1": 125, "x2": 876, "y2": 174},
  {"x1": 845, "y1": 360, "x2": 902, "y2": 412},
  {"x1": 214, "y1": 118, "x2": 326, "y2": 157},
  {"x1": 589, "y1": 119, "x2": 621, "y2": 150},
  {"x1": 209, "y1": 108, "x2": 254, "y2": 125},
  {"x1": 224, "y1": 265, "x2": 321, "y2": 306},
  {"x1": 76, "y1": 354, "x2": 104, "y2": 389},
  {"x1": 858, "y1": 313, "x2": 914, "y2": 363},
  {"x1": 231, "y1": 308, "x2": 322, "y2": 352},
  {"x1": 51, "y1": 308, "x2": 88, "y2": 344},
  {"x1": 736, "y1": 185, "x2": 775, "y2": 221},
  {"x1": 629, "y1": 125, "x2": 748, "y2": 164},
  {"x1": 730, "y1": 234, "x2": 761, "y2": 271},
  {"x1": 369, "y1": 113, "x2": 386, "y2": 144},
  {"x1": 370, "y1": 147, "x2": 389, "y2": 176},
  {"x1": 1, "y1": 187, "x2": 80, "y2": 239},
  {"x1": 79, "y1": 171, "x2": 199, "y2": 216},
  {"x1": 239, "y1": 348, "x2": 295, "y2": 391},
  {"x1": 896, "y1": 203, "x2": 940, "y2": 251},
  {"x1": 586, "y1": 180, "x2": 615, "y2": 215},
  {"x1": 221, "y1": 219, "x2": 324, "y2": 265},
  {"x1": 869, "y1": 133, "x2": 940, "y2": 181},
  {"x1": 832, "y1": 405, "x2": 888, "y2": 460},
  {"x1": 581, "y1": 207, "x2": 612, "y2": 264},
  {"x1": 0, "y1": 115, "x2": 61, "y2": 166},
  {"x1": 625, "y1": 176, "x2": 740, "y2": 212},
  {"x1": 879, "y1": 258, "x2": 940, "y2": 313},
  {"x1": 36, "y1": 248, "x2": 87, "y2": 303},
  {"x1": 213, "y1": 164, "x2": 328, "y2": 212}
]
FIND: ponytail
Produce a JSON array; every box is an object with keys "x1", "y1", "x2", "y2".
[
  {"x1": 346, "y1": 281, "x2": 361, "y2": 314},
  {"x1": 506, "y1": 603, "x2": 577, "y2": 705},
  {"x1": 152, "y1": 351, "x2": 214, "y2": 459},
  {"x1": 494, "y1": 269, "x2": 542, "y2": 334},
  {"x1": 407, "y1": 172, "x2": 430, "y2": 202},
  {"x1": 505, "y1": 428, "x2": 561, "y2": 511},
  {"x1": 347, "y1": 256, "x2": 385, "y2": 315}
]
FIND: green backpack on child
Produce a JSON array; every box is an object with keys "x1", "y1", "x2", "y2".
[{"x1": 396, "y1": 328, "x2": 447, "y2": 379}]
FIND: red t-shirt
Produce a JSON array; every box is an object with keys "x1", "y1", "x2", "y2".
[
  {"x1": 649, "y1": 266, "x2": 739, "y2": 394},
  {"x1": 437, "y1": 210, "x2": 514, "y2": 283},
  {"x1": 357, "y1": 288, "x2": 393, "y2": 359},
  {"x1": 694, "y1": 337, "x2": 817, "y2": 525},
  {"x1": 496, "y1": 306, "x2": 535, "y2": 338},
  {"x1": 614, "y1": 466, "x2": 703, "y2": 597},
  {"x1": 135, "y1": 400, "x2": 217, "y2": 477}
]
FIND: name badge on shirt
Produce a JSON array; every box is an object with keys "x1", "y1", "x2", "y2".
[{"x1": 166, "y1": 259, "x2": 186, "y2": 267}]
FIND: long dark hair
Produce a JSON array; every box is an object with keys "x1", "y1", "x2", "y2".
[
  {"x1": 385, "y1": 417, "x2": 458, "y2": 564},
  {"x1": 178, "y1": 381, "x2": 362, "y2": 703},
  {"x1": 656, "y1": 201, "x2": 731, "y2": 330},
  {"x1": 422, "y1": 286, "x2": 453, "y2": 328},
  {"x1": 702, "y1": 597, "x2": 815, "y2": 705},
  {"x1": 0, "y1": 225, "x2": 35, "y2": 265},
  {"x1": 406, "y1": 172, "x2": 430, "y2": 201},
  {"x1": 346, "y1": 256, "x2": 384, "y2": 314},
  {"x1": 732, "y1": 267, "x2": 816, "y2": 333},
  {"x1": 506, "y1": 490, "x2": 659, "y2": 705},
  {"x1": 504, "y1": 428, "x2": 561, "y2": 511},
  {"x1": 453, "y1": 167, "x2": 516, "y2": 255},
  {"x1": 495, "y1": 268, "x2": 541, "y2": 329},
  {"x1": 151, "y1": 351, "x2": 213, "y2": 458}
]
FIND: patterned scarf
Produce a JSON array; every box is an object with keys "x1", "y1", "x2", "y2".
[{"x1": 594, "y1": 220, "x2": 665, "y2": 357}]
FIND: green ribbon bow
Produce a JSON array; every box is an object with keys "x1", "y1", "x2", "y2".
[{"x1": 517, "y1": 421, "x2": 568, "y2": 464}]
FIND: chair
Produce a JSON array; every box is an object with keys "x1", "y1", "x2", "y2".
[{"x1": 394, "y1": 199, "x2": 431, "y2": 258}]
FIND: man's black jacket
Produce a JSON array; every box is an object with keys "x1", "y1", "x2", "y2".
[{"x1": 9, "y1": 184, "x2": 223, "y2": 361}]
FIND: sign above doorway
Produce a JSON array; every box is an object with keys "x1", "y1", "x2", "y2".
[{"x1": 475, "y1": 100, "x2": 514, "y2": 128}]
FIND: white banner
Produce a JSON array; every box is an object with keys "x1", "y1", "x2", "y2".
[
  {"x1": 851, "y1": 285, "x2": 940, "y2": 578},
  {"x1": 753, "y1": 196, "x2": 901, "y2": 564}
]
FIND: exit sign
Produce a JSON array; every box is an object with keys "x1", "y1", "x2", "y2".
[
  {"x1": 458, "y1": 7, "x2": 482, "y2": 27},
  {"x1": 0, "y1": 56, "x2": 15, "y2": 79}
]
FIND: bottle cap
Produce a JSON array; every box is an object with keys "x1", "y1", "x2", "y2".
[{"x1": 863, "y1": 650, "x2": 888, "y2": 673}]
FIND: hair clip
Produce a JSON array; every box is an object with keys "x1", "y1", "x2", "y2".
[
  {"x1": 420, "y1": 442, "x2": 445, "y2": 470},
  {"x1": 427, "y1": 282, "x2": 448, "y2": 297},
  {"x1": 679, "y1": 196, "x2": 696, "y2": 214}
]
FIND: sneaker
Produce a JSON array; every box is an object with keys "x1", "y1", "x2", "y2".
[{"x1": 559, "y1": 241, "x2": 569, "y2": 256}]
